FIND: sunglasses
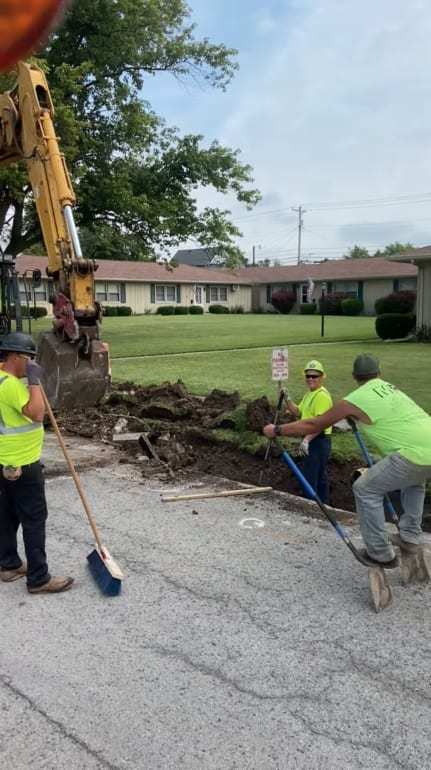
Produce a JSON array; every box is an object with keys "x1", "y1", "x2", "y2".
[{"x1": 305, "y1": 374, "x2": 321, "y2": 379}]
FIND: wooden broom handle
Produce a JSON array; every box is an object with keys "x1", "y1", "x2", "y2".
[{"x1": 39, "y1": 383, "x2": 104, "y2": 553}]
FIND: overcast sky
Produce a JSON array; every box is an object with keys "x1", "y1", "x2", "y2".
[{"x1": 144, "y1": 0, "x2": 431, "y2": 264}]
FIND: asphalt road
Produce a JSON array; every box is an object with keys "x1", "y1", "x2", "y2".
[{"x1": 1, "y1": 453, "x2": 430, "y2": 769}]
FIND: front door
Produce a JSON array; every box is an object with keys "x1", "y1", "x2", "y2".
[{"x1": 195, "y1": 285, "x2": 206, "y2": 306}]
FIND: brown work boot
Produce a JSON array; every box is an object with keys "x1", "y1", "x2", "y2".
[
  {"x1": 28, "y1": 576, "x2": 74, "y2": 594},
  {"x1": 390, "y1": 533, "x2": 420, "y2": 554},
  {"x1": 0, "y1": 562, "x2": 27, "y2": 582}
]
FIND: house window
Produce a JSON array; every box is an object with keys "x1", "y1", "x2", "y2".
[
  {"x1": 210, "y1": 286, "x2": 228, "y2": 302},
  {"x1": 95, "y1": 282, "x2": 107, "y2": 302},
  {"x1": 156, "y1": 285, "x2": 177, "y2": 303},
  {"x1": 108, "y1": 282, "x2": 120, "y2": 301},
  {"x1": 398, "y1": 278, "x2": 416, "y2": 291},
  {"x1": 333, "y1": 280, "x2": 358, "y2": 298},
  {"x1": 300, "y1": 284, "x2": 309, "y2": 303},
  {"x1": 18, "y1": 280, "x2": 47, "y2": 303},
  {"x1": 96, "y1": 282, "x2": 125, "y2": 302}
]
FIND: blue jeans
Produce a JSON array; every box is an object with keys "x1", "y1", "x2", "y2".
[{"x1": 301, "y1": 434, "x2": 331, "y2": 504}]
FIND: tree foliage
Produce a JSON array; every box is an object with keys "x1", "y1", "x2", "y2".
[
  {"x1": 0, "y1": 0, "x2": 260, "y2": 265},
  {"x1": 345, "y1": 242, "x2": 414, "y2": 259}
]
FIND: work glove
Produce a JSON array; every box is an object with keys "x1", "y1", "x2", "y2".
[
  {"x1": 26, "y1": 360, "x2": 43, "y2": 386},
  {"x1": 298, "y1": 438, "x2": 309, "y2": 457}
]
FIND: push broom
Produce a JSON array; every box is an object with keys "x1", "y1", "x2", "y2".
[{"x1": 40, "y1": 384, "x2": 123, "y2": 596}]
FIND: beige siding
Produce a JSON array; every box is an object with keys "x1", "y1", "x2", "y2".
[
  {"x1": 362, "y1": 279, "x2": 394, "y2": 315},
  {"x1": 417, "y1": 264, "x2": 431, "y2": 328}
]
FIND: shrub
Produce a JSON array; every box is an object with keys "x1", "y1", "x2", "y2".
[
  {"x1": 230, "y1": 305, "x2": 244, "y2": 314},
  {"x1": 270, "y1": 289, "x2": 296, "y2": 314},
  {"x1": 174, "y1": 306, "x2": 189, "y2": 315},
  {"x1": 32, "y1": 306, "x2": 48, "y2": 318},
  {"x1": 318, "y1": 292, "x2": 348, "y2": 315},
  {"x1": 375, "y1": 313, "x2": 416, "y2": 340},
  {"x1": 102, "y1": 305, "x2": 118, "y2": 316},
  {"x1": 189, "y1": 305, "x2": 204, "y2": 314},
  {"x1": 157, "y1": 305, "x2": 175, "y2": 315},
  {"x1": 10, "y1": 305, "x2": 48, "y2": 319},
  {"x1": 300, "y1": 303, "x2": 316, "y2": 315},
  {"x1": 341, "y1": 298, "x2": 364, "y2": 316},
  {"x1": 209, "y1": 304, "x2": 229, "y2": 314},
  {"x1": 375, "y1": 290, "x2": 416, "y2": 315},
  {"x1": 117, "y1": 306, "x2": 132, "y2": 316}
]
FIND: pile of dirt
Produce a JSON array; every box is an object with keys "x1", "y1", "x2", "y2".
[{"x1": 55, "y1": 381, "x2": 431, "y2": 522}]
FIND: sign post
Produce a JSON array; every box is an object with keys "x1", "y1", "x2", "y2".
[
  {"x1": 320, "y1": 282, "x2": 327, "y2": 338},
  {"x1": 271, "y1": 347, "x2": 289, "y2": 401}
]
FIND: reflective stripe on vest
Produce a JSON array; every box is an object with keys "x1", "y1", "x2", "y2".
[{"x1": 0, "y1": 375, "x2": 42, "y2": 435}]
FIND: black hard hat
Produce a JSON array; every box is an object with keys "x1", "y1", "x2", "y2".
[{"x1": 0, "y1": 332, "x2": 36, "y2": 356}]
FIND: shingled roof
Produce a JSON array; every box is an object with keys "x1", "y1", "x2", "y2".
[
  {"x1": 229, "y1": 257, "x2": 417, "y2": 283},
  {"x1": 15, "y1": 255, "x2": 248, "y2": 285}
]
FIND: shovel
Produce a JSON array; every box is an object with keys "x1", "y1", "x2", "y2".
[
  {"x1": 258, "y1": 388, "x2": 286, "y2": 485},
  {"x1": 278, "y1": 444, "x2": 393, "y2": 612}
]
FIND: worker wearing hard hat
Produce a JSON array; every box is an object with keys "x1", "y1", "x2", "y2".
[
  {"x1": 264, "y1": 353, "x2": 431, "y2": 571},
  {"x1": 284, "y1": 360, "x2": 333, "y2": 503}
]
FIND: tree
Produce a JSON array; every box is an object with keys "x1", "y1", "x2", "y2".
[
  {"x1": 0, "y1": 0, "x2": 260, "y2": 266},
  {"x1": 379, "y1": 242, "x2": 413, "y2": 257},
  {"x1": 344, "y1": 245, "x2": 370, "y2": 259}
]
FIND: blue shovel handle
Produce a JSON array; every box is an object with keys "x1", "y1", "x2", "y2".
[
  {"x1": 347, "y1": 418, "x2": 399, "y2": 526},
  {"x1": 280, "y1": 447, "x2": 370, "y2": 567}
]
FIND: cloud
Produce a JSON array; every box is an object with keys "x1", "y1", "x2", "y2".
[{"x1": 196, "y1": 0, "x2": 431, "y2": 259}]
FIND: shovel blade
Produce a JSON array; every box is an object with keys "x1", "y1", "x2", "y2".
[{"x1": 368, "y1": 567, "x2": 393, "y2": 613}]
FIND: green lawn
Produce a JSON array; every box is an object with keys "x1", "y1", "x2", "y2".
[
  {"x1": 103, "y1": 314, "x2": 376, "y2": 358},
  {"x1": 30, "y1": 313, "x2": 430, "y2": 461},
  {"x1": 112, "y1": 340, "x2": 430, "y2": 412}
]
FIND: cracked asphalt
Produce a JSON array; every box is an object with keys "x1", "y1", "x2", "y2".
[{"x1": 1, "y1": 453, "x2": 431, "y2": 769}]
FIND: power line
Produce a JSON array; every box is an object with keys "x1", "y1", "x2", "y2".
[{"x1": 234, "y1": 190, "x2": 431, "y2": 223}]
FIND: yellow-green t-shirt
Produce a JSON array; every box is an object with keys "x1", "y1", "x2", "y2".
[
  {"x1": 344, "y1": 378, "x2": 431, "y2": 465},
  {"x1": 0, "y1": 371, "x2": 44, "y2": 466},
  {"x1": 298, "y1": 386, "x2": 333, "y2": 435}
]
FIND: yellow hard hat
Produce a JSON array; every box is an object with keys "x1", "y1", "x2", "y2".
[{"x1": 304, "y1": 359, "x2": 325, "y2": 374}]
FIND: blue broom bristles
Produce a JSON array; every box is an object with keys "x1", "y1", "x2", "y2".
[{"x1": 87, "y1": 549, "x2": 122, "y2": 596}]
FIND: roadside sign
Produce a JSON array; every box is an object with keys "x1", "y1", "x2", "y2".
[{"x1": 271, "y1": 347, "x2": 288, "y2": 381}]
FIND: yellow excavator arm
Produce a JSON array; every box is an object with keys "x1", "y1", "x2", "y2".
[{"x1": 0, "y1": 61, "x2": 110, "y2": 408}]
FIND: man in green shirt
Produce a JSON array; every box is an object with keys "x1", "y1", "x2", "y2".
[
  {"x1": 264, "y1": 353, "x2": 431, "y2": 569},
  {"x1": 0, "y1": 332, "x2": 73, "y2": 594}
]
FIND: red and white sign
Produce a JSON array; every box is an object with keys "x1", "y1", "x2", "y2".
[{"x1": 271, "y1": 348, "x2": 288, "y2": 381}]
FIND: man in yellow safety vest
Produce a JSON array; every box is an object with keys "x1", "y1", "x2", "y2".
[{"x1": 0, "y1": 332, "x2": 73, "y2": 594}]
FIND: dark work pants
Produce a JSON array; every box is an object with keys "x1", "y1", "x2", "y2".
[
  {"x1": 0, "y1": 461, "x2": 50, "y2": 587},
  {"x1": 301, "y1": 434, "x2": 331, "y2": 504}
]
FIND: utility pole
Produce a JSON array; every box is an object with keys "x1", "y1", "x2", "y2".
[
  {"x1": 252, "y1": 245, "x2": 256, "y2": 266},
  {"x1": 291, "y1": 205, "x2": 306, "y2": 264}
]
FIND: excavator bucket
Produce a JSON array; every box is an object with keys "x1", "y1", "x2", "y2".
[{"x1": 37, "y1": 331, "x2": 110, "y2": 410}]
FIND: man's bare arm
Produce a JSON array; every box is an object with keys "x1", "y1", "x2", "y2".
[{"x1": 263, "y1": 400, "x2": 370, "y2": 438}]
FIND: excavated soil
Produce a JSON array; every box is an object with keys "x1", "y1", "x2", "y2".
[{"x1": 56, "y1": 381, "x2": 431, "y2": 525}]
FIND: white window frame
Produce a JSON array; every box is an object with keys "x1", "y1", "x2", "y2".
[
  {"x1": 156, "y1": 284, "x2": 177, "y2": 303},
  {"x1": 300, "y1": 283, "x2": 309, "y2": 304},
  {"x1": 96, "y1": 281, "x2": 125, "y2": 303},
  {"x1": 209, "y1": 286, "x2": 228, "y2": 302},
  {"x1": 333, "y1": 280, "x2": 358, "y2": 298},
  {"x1": 398, "y1": 278, "x2": 416, "y2": 291}
]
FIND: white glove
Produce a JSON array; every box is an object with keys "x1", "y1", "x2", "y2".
[{"x1": 298, "y1": 438, "x2": 309, "y2": 456}]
